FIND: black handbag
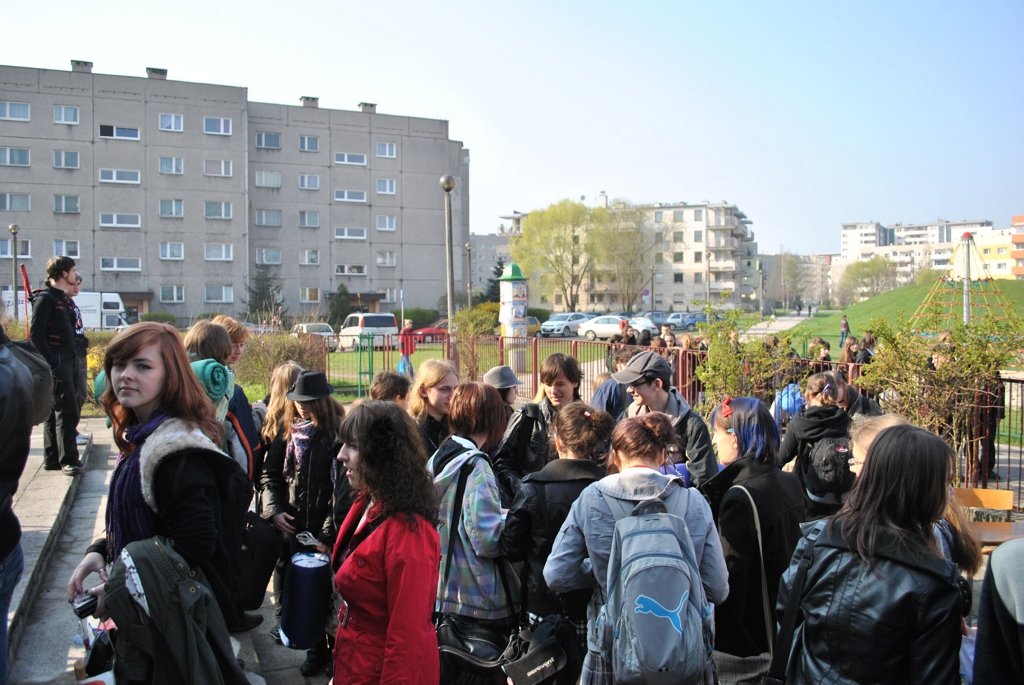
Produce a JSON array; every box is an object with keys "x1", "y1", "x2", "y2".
[
  {"x1": 435, "y1": 455, "x2": 520, "y2": 680},
  {"x1": 237, "y1": 510, "x2": 280, "y2": 610}
]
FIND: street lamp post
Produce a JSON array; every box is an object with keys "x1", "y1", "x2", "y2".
[
  {"x1": 650, "y1": 265, "x2": 655, "y2": 311},
  {"x1": 440, "y1": 175, "x2": 456, "y2": 328},
  {"x1": 704, "y1": 249, "x2": 711, "y2": 305},
  {"x1": 8, "y1": 224, "x2": 19, "y2": 322},
  {"x1": 465, "y1": 242, "x2": 473, "y2": 309}
]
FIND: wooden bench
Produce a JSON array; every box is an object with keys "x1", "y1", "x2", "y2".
[{"x1": 953, "y1": 487, "x2": 1021, "y2": 554}]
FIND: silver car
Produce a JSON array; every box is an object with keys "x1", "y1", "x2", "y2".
[
  {"x1": 578, "y1": 315, "x2": 628, "y2": 341},
  {"x1": 540, "y1": 312, "x2": 591, "y2": 337}
]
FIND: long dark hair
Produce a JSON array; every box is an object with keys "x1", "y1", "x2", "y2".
[
  {"x1": 340, "y1": 401, "x2": 437, "y2": 525},
  {"x1": 834, "y1": 424, "x2": 950, "y2": 564}
]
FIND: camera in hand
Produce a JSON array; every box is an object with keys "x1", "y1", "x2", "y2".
[{"x1": 72, "y1": 592, "x2": 98, "y2": 619}]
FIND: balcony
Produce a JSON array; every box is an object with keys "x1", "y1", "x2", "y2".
[
  {"x1": 709, "y1": 259, "x2": 738, "y2": 273},
  {"x1": 709, "y1": 280, "x2": 737, "y2": 292}
]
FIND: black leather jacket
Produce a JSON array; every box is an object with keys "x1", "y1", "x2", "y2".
[
  {"x1": 0, "y1": 330, "x2": 34, "y2": 560},
  {"x1": 777, "y1": 520, "x2": 961, "y2": 684},
  {"x1": 493, "y1": 397, "x2": 557, "y2": 506},
  {"x1": 498, "y1": 458, "x2": 605, "y2": 618}
]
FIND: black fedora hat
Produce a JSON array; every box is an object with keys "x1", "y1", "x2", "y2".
[{"x1": 286, "y1": 371, "x2": 333, "y2": 402}]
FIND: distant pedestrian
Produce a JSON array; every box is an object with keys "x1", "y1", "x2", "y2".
[
  {"x1": 397, "y1": 319, "x2": 416, "y2": 378},
  {"x1": 30, "y1": 257, "x2": 83, "y2": 476},
  {"x1": 839, "y1": 315, "x2": 850, "y2": 348}
]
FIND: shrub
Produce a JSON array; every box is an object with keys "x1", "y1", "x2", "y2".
[
  {"x1": 402, "y1": 308, "x2": 440, "y2": 328},
  {"x1": 453, "y1": 307, "x2": 500, "y2": 381},
  {"x1": 141, "y1": 311, "x2": 176, "y2": 324},
  {"x1": 233, "y1": 332, "x2": 325, "y2": 397},
  {"x1": 527, "y1": 307, "x2": 551, "y2": 321}
]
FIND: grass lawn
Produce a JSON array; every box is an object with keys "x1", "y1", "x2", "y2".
[{"x1": 786, "y1": 280, "x2": 1024, "y2": 348}]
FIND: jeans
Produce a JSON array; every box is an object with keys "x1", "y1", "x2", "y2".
[{"x1": 0, "y1": 543, "x2": 25, "y2": 685}]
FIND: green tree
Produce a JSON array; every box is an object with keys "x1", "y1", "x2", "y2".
[
  {"x1": 838, "y1": 256, "x2": 898, "y2": 306},
  {"x1": 510, "y1": 199, "x2": 609, "y2": 312},
  {"x1": 245, "y1": 265, "x2": 284, "y2": 322},
  {"x1": 326, "y1": 283, "x2": 352, "y2": 328},
  {"x1": 594, "y1": 206, "x2": 657, "y2": 313},
  {"x1": 480, "y1": 258, "x2": 505, "y2": 303}
]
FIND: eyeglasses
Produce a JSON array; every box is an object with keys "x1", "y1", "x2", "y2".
[{"x1": 628, "y1": 377, "x2": 651, "y2": 389}]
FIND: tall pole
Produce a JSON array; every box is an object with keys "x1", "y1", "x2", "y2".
[
  {"x1": 704, "y1": 249, "x2": 711, "y2": 305},
  {"x1": 440, "y1": 176, "x2": 456, "y2": 327},
  {"x1": 650, "y1": 265, "x2": 655, "y2": 311},
  {"x1": 465, "y1": 242, "x2": 473, "y2": 309},
  {"x1": 8, "y1": 224, "x2": 18, "y2": 322},
  {"x1": 962, "y1": 232, "x2": 971, "y2": 325}
]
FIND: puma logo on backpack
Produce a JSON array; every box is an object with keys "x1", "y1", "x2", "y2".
[
  {"x1": 802, "y1": 436, "x2": 854, "y2": 501},
  {"x1": 599, "y1": 489, "x2": 714, "y2": 685}
]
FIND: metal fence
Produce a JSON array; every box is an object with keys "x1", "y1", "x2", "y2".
[{"x1": 322, "y1": 334, "x2": 1024, "y2": 510}]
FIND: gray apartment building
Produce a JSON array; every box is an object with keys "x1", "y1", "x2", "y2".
[{"x1": 0, "y1": 61, "x2": 469, "y2": 323}]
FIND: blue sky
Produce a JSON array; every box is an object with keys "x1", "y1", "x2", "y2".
[{"x1": 8, "y1": 0, "x2": 1022, "y2": 254}]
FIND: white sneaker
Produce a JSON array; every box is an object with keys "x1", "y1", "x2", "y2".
[{"x1": 76, "y1": 433, "x2": 91, "y2": 445}]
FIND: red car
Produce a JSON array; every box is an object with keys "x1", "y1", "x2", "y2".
[{"x1": 411, "y1": 319, "x2": 448, "y2": 343}]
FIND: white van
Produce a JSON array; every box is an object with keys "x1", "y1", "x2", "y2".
[{"x1": 337, "y1": 313, "x2": 398, "y2": 351}]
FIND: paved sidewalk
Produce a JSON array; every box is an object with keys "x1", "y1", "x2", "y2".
[{"x1": 742, "y1": 314, "x2": 807, "y2": 339}]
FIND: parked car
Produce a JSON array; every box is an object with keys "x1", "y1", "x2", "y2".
[
  {"x1": 412, "y1": 319, "x2": 448, "y2": 343},
  {"x1": 640, "y1": 311, "x2": 670, "y2": 327},
  {"x1": 677, "y1": 312, "x2": 722, "y2": 331},
  {"x1": 578, "y1": 315, "x2": 628, "y2": 341},
  {"x1": 540, "y1": 312, "x2": 591, "y2": 337},
  {"x1": 292, "y1": 322, "x2": 338, "y2": 352},
  {"x1": 337, "y1": 312, "x2": 399, "y2": 351},
  {"x1": 627, "y1": 317, "x2": 660, "y2": 336},
  {"x1": 666, "y1": 313, "x2": 687, "y2": 330},
  {"x1": 494, "y1": 316, "x2": 541, "y2": 337}
]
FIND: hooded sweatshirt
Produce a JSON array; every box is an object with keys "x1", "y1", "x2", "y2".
[
  {"x1": 427, "y1": 435, "x2": 512, "y2": 620},
  {"x1": 777, "y1": 405, "x2": 852, "y2": 519}
]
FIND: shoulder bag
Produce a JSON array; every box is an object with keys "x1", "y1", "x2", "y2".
[{"x1": 713, "y1": 485, "x2": 772, "y2": 684}]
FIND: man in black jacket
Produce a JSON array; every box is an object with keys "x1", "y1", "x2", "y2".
[
  {"x1": 0, "y1": 306, "x2": 34, "y2": 681},
  {"x1": 30, "y1": 257, "x2": 82, "y2": 475}
]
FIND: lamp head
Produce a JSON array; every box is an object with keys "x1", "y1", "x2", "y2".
[{"x1": 439, "y1": 175, "x2": 456, "y2": 193}]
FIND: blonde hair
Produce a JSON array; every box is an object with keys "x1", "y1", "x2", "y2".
[
  {"x1": 212, "y1": 314, "x2": 249, "y2": 344},
  {"x1": 849, "y1": 414, "x2": 909, "y2": 456},
  {"x1": 261, "y1": 361, "x2": 304, "y2": 443},
  {"x1": 409, "y1": 359, "x2": 458, "y2": 420}
]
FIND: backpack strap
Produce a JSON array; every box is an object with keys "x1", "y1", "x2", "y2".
[
  {"x1": 730, "y1": 485, "x2": 772, "y2": 653},
  {"x1": 766, "y1": 521, "x2": 825, "y2": 682},
  {"x1": 436, "y1": 454, "x2": 476, "y2": 615}
]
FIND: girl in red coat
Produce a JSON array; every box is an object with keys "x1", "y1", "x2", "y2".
[{"x1": 332, "y1": 401, "x2": 441, "y2": 684}]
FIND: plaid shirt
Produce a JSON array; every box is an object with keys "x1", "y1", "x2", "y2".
[{"x1": 428, "y1": 436, "x2": 513, "y2": 621}]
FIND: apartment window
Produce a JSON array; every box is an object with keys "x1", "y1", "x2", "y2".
[
  {"x1": 204, "y1": 201, "x2": 232, "y2": 220},
  {"x1": 0, "y1": 240, "x2": 30, "y2": 258},
  {"x1": 160, "y1": 285, "x2": 185, "y2": 303},
  {"x1": 694, "y1": 251, "x2": 703, "y2": 263},
  {"x1": 298, "y1": 174, "x2": 320, "y2": 190},
  {"x1": 673, "y1": 231, "x2": 684, "y2": 242},
  {"x1": 99, "y1": 124, "x2": 140, "y2": 140},
  {"x1": 673, "y1": 210, "x2": 684, "y2": 222},
  {"x1": 159, "y1": 199, "x2": 184, "y2": 218},
  {"x1": 376, "y1": 178, "x2": 396, "y2": 195},
  {"x1": 53, "y1": 150, "x2": 79, "y2": 169},
  {"x1": 673, "y1": 252, "x2": 684, "y2": 263},
  {"x1": 54, "y1": 240, "x2": 80, "y2": 259},
  {"x1": 204, "y1": 117, "x2": 232, "y2": 135},
  {"x1": 376, "y1": 214, "x2": 397, "y2": 231},
  {"x1": 53, "y1": 105, "x2": 79, "y2": 125},
  {"x1": 334, "y1": 189, "x2": 366, "y2": 203},
  {"x1": 255, "y1": 209, "x2": 282, "y2": 227},
  {"x1": 255, "y1": 170, "x2": 282, "y2": 188},
  {"x1": 654, "y1": 211, "x2": 663, "y2": 223},
  {"x1": 654, "y1": 252, "x2": 663, "y2": 263},
  {"x1": 376, "y1": 142, "x2": 396, "y2": 158},
  {"x1": 998, "y1": 247, "x2": 1008, "y2": 254},
  {"x1": 0, "y1": 102, "x2": 30, "y2": 121},
  {"x1": 99, "y1": 213, "x2": 141, "y2": 228},
  {"x1": 159, "y1": 113, "x2": 183, "y2": 132},
  {"x1": 334, "y1": 226, "x2": 366, "y2": 240},
  {"x1": 204, "y1": 285, "x2": 234, "y2": 303},
  {"x1": 204, "y1": 243, "x2": 234, "y2": 261},
  {"x1": 299, "y1": 287, "x2": 320, "y2": 303},
  {"x1": 99, "y1": 168, "x2": 141, "y2": 184},
  {"x1": 673, "y1": 273, "x2": 684, "y2": 283},
  {"x1": 204, "y1": 159, "x2": 233, "y2": 177},
  {"x1": 382, "y1": 287, "x2": 397, "y2": 304},
  {"x1": 255, "y1": 132, "x2": 281, "y2": 149},
  {"x1": 0, "y1": 193, "x2": 30, "y2": 212},
  {"x1": 159, "y1": 242, "x2": 184, "y2": 260},
  {"x1": 335, "y1": 152, "x2": 367, "y2": 165},
  {"x1": 983, "y1": 248, "x2": 991, "y2": 255},
  {"x1": 255, "y1": 248, "x2": 282, "y2": 265},
  {"x1": 376, "y1": 250, "x2": 397, "y2": 267},
  {"x1": 335, "y1": 264, "x2": 366, "y2": 276},
  {"x1": 694, "y1": 209, "x2": 703, "y2": 221},
  {"x1": 298, "y1": 210, "x2": 320, "y2": 228},
  {"x1": 299, "y1": 135, "x2": 319, "y2": 152},
  {"x1": 694, "y1": 272, "x2": 703, "y2": 283},
  {"x1": 0, "y1": 148, "x2": 30, "y2": 166},
  {"x1": 693, "y1": 230, "x2": 703, "y2": 242},
  {"x1": 53, "y1": 194, "x2": 80, "y2": 214},
  {"x1": 159, "y1": 156, "x2": 183, "y2": 175},
  {"x1": 100, "y1": 256, "x2": 142, "y2": 271},
  {"x1": 300, "y1": 249, "x2": 320, "y2": 265}
]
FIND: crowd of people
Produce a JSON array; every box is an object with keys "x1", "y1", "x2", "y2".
[{"x1": 0, "y1": 270, "x2": 1020, "y2": 685}]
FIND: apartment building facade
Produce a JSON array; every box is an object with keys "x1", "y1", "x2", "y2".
[{"x1": 0, "y1": 61, "x2": 469, "y2": 323}]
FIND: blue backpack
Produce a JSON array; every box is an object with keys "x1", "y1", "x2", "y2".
[{"x1": 775, "y1": 383, "x2": 805, "y2": 426}]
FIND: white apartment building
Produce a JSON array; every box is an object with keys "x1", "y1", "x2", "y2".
[{"x1": 0, "y1": 61, "x2": 469, "y2": 323}]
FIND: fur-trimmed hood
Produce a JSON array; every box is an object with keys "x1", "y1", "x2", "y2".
[{"x1": 139, "y1": 417, "x2": 229, "y2": 512}]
